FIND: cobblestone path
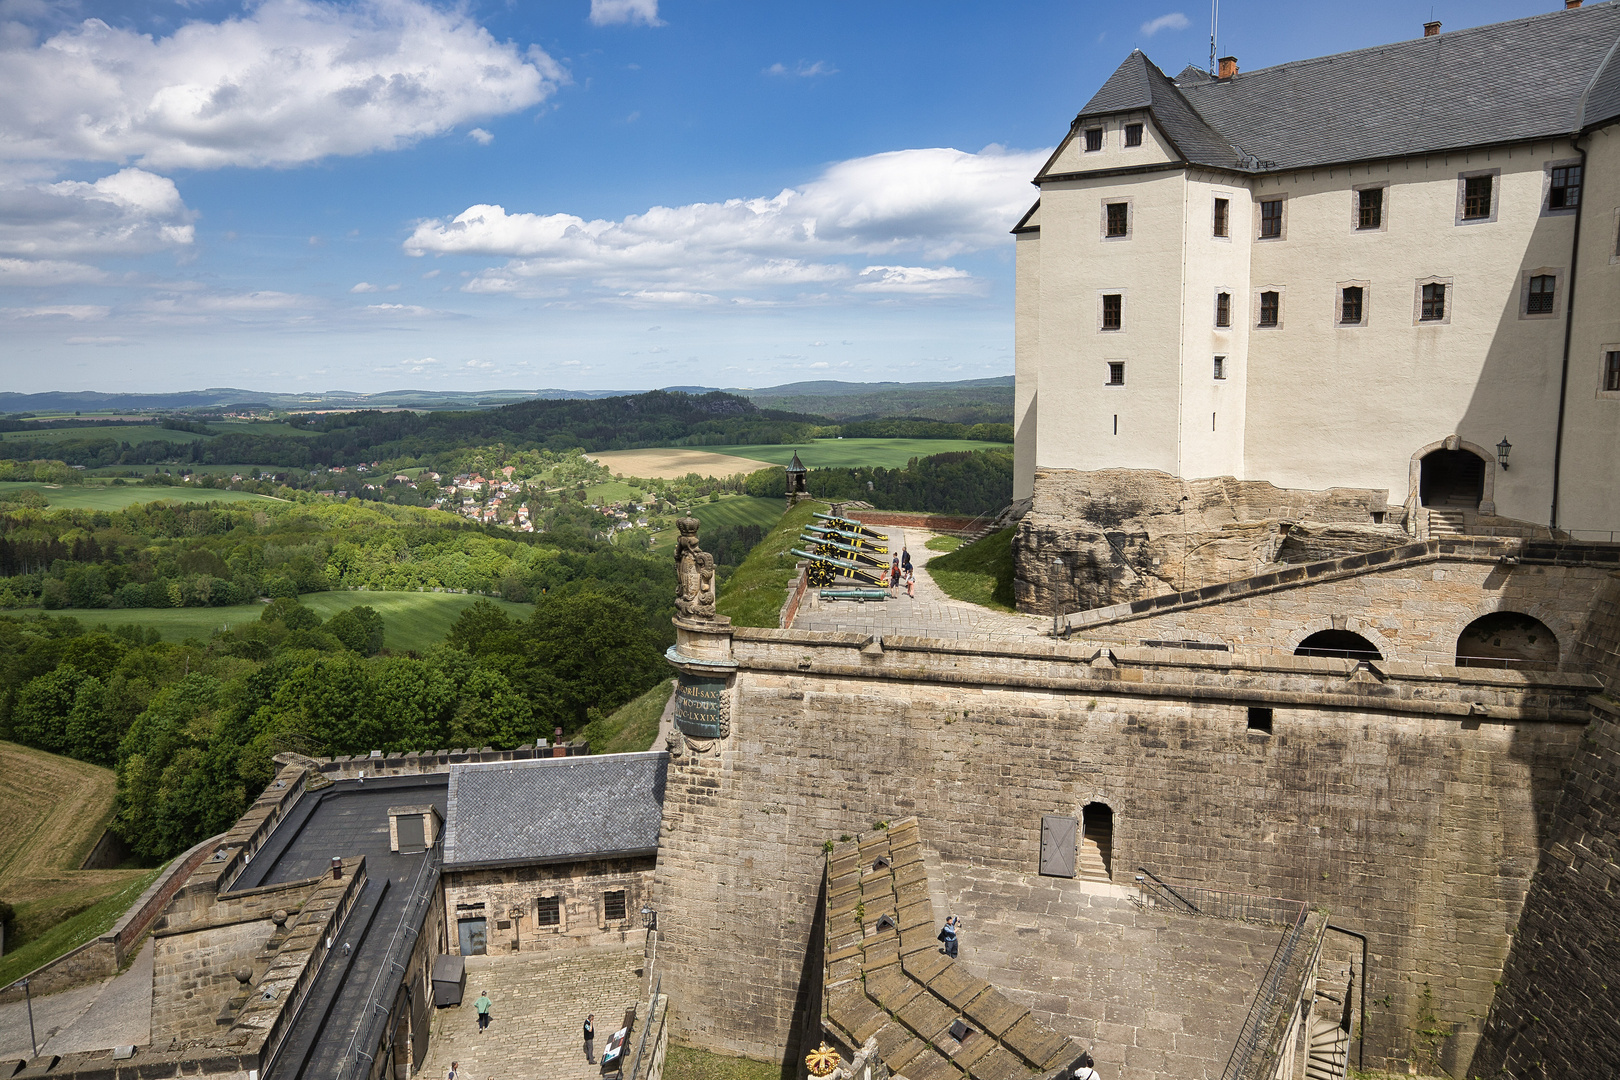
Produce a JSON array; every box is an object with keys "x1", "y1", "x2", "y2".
[{"x1": 419, "y1": 944, "x2": 646, "y2": 1080}]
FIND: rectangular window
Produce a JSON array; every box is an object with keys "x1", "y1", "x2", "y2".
[
  {"x1": 1084, "y1": 127, "x2": 1103, "y2": 152},
  {"x1": 604, "y1": 890, "x2": 628, "y2": 922},
  {"x1": 1102, "y1": 293, "x2": 1122, "y2": 329},
  {"x1": 1215, "y1": 292, "x2": 1231, "y2": 328},
  {"x1": 1549, "y1": 165, "x2": 1582, "y2": 210},
  {"x1": 1606, "y1": 351, "x2": 1620, "y2": 393},
  {"x1": 1341, "y1": 286, "x2": 1364, "y2": 324},
  {"x1": 1259, "y1": 198, "x2": 1283, "y2": 238},
  {"x1": 1124, "y1": 123, "x2": 1143, "y2": 147},
  {"x1": 1258, "y1": 291, "x2": 1279, "y2": 327},
  {"x1": 1357, "y1": 188, "x2": 1383, "y2": 229},
  {"x1": 536, "y1": 895, "x2": 561, "y2": 927},
  {"x1": 1463, "y1": 175, "x2": 1492, "y2": 219},
  {"x1": 1421, "y1": 283, "x2": 1447, "y2": 321},
  {"x1": 1247, "y1": 707, "x2": 1273, "y2": 734},
  {"x1": 1527, "y1": 275, "x2": 1556, "y2": 314},
  {"x1": 1107, "y1": 362, "x2": 1125, "y2": 386},
  {"x1": 1213, "y1": 198, "x2": 1230, "y2": 237},
  {"x1": 1105, "y1": 202, "x2": 1128, "y2": 237},
  {"x1": 1212, "y1": 355, "x2": 1226, "y2": 380}
]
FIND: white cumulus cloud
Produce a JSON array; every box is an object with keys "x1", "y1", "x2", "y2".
[
  {"x1": 468, "y1": 128, "x2": 495, "y2": 145},
  {"x1": 0, "y1": 0, "x2": 563, "y2": 170},
  {"x1": 765, "y1": 60, "x2": 837, "y2": 77},
  {"x1": 1140, "y1": 12, "x2": 1189, "y2": 36},
  {"x1": 0, "y1": 168, "x2": 195, "y2": 258},
  {"x1": 403, "y1": 144, "x2": 1047, "y2": 303},
  {"x1": 590, "y1": 0, "x2": 662, "y2": 27}
]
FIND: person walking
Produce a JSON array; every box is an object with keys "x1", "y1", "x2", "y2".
[
  {"x1": 447, "y1": 1063, "x2": 460, "y2": 1080},
  {"x1": 1072, "y1": 1051, "x2": 1099, "y2": 1080},
  {"x1": 890, "y1": 557, "x2": 901, "y2": 596},
  {"x1": 901, "y1": 548, "x2": 912, "y2": 575},
  {"x1": 905, "y1": 569, "x2": 916, "y2": 598},
  {"x1": 474, "y1": 990, "x2": 493, "y2": 1031},
  {"x1": 939, "y1": 915, "x2": 959, "y2": 958},
  {"x1": 584, "y1": 1014, "x2": 596, "y2": 1063}
]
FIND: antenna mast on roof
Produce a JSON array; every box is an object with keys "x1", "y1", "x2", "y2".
[{"x1": 1209, "y1": 0, "x2": 1219, "y2": 75}]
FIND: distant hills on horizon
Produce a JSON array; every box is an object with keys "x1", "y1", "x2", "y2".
[{"x1": 0, "y1": 375, "x2": 1014, "y2": 425}]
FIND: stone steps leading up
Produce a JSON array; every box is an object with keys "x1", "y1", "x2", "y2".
[{"x1": 1077, "y1": 837, "x2": 1110, "y2": 883}]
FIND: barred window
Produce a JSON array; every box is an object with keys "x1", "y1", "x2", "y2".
[
  {"x1": 1258, "y1": 291, "x2": 1279, "y2": 327},
  {"x1": 1341, "y1": 286, "x2": 1364, "y2": 324},
  {"x1": 1215, "y1": 292, "x2": 1231, "y2": 328},
  {"x1": 1605, "y1": 352, "x2": 1620, "y2": 393},
  {"x1": 1084, "y1": 127, "x2": 1103, "y2": 152},
  {"x1": 536, "y1": 896, "x2": 561, "y2": 926},
  {"x1": 1421, "y1": 283, "x2": 1447, "y2": 321},
  {"x1": 1357, "y1": 188, "x2": 1383, "y2": 229},
  {"x1": 1549, "y1": 165, "x2": 1582, "y2": 210},
  {"x1": 1527, "y1": 275, "x2": 1556, "y2": 314},
  {"x1": 1212, "y1": 355, "x2": 1226, "y2": 380},
  {"x1": 1463, "y1": 175, "x2": 1492, "y2": 219},
  {"x1": 604, "y1": 890, "x2": 628, "y2": 922},
  {"x1": 1213, "y1": 198, "x2": 1230, "y2": 237},
  {"x1": 1124, "y1": 123, "x2": 1143, "y2": 147},
  {"x1": 1107, "y1": 362, "x2": 1125, "y2": 386},
  {"x1": 1102, "y1": 293, "x2": 1122, "y2": 330},
  {"x1": 1105, "y1": 202, "x2": 1128, "y2": 237},
  {"x1": 1259, "y1": 199, "x2": 1283, "y2": 238}
]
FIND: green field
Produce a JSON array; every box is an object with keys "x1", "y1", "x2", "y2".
[
  {"x1": 715, "y1": 501, "x2": 822, "y2": 628},
  {"x1": 691, "y1": 496, "x2": 784, "y2": 531},
  {"x1": 0, "y1": 482, "x2": 283, "y2": 510},
  {"x1": 39, "y1": 591, "x2": 534, "y2": 653},
  {"x1": 208, "y1": 420, "x2": 319, "y2": 438},
  {"x1": 1, "y1": 425, "x2": 198, "y2": 444},
  {"x1": 582, "y1": 679, "x2": 673, "y2": 755},
  {"x1": 693, "y1": 438, "x2": 1009, "y2": 470}
]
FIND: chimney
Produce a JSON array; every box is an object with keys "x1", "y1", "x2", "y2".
[
  {"x1": 1566, "y1": 1, "x2": 1582, "y2": 9},
  {"x1": 1423, "y1": 20, "x2": 1441, "y2": 36},
  {"x1": 1217, "y1": 55, "x2": 1238, "y2": 79}
]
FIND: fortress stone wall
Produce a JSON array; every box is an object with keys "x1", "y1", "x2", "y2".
[{"x1": 651, "y1": 628, "x2": 1594, "y2": 1072}]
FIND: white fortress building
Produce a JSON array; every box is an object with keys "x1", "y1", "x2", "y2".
[{"x1": 1012, "y1": 2, "x2": 1620, "y2": 542}]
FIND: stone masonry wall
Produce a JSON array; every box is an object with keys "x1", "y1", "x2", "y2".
[
  {"x1": 444, "y1": 856, "x2": 655, "y2": 954},
  {"x1": 1068, "y1": 556, "x2": 1609, "y2": 667},
  {"x1": 1470, "y1": 698, "x2": 1620, "y2": 1077},
  {"x1": 650, "y1": 636, "x2": 1583, "y2": 1072}
]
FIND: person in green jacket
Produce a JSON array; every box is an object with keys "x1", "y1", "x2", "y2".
[{"x1": 474, "y1": 990, "x2": 493, "y2": 1030}]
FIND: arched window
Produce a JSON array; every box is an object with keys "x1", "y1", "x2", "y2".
[
  {"x1": 1456, "y1": 612, "x2": 1558, "y2": 670},
  {"x1": 1080, "y1": 803, "x2": 1113, "y2": 882},
  {"x1": 1295, "y1": 630, "x2": 1382, "y2": 661}
]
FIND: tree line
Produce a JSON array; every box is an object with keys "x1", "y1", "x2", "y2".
[{"x1": 744, "y1": 448, "x2": 1014, "y2": 516}]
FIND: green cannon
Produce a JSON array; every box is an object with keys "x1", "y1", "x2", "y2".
[
  {"x1": 791, "y1": 548, "x2": 889, "y2": 588},
  {"x1": 797, "y1": 533, "x2": 889, "y2": 569},
  {"x1": 802, "y1": 523, "x2": 889, "y2": 554},
  {"x1": 812, "y1": 512, "x2": 886, "y2": 539}
]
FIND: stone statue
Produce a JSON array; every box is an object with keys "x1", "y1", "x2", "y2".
[{"x1": 674, "y1": 516, "x2": 715, "y2": 619}]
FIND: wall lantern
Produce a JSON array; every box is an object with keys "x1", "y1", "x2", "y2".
[
  {"x1": 641, "y1": 904, "x2": 658, "y2": 931},
  {"x1": 1496, "y1": 437, "x2": 1512, "y2": 470}
]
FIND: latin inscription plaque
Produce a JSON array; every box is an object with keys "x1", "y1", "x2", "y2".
[{"x1": 676, "y1": 675, "x2": 730, "y2": 739}]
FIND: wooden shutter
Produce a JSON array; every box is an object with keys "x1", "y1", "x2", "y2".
[{"x1": 1039, "y1": 815, "x2": 1077, "y2": 878}]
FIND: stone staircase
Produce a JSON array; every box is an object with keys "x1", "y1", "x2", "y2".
[
  {"x1": 955, "y1": 498, "x2": 1033, "y2": 549},
  {"x1": 1305, "y1": 1013, "x2": 1349, "y2": 1080},
  {"x1": 1078, "y1": 830, "x2": 1111, "y2": 883},
  {"x1": 1428, "y1": 508, "x2": 1467, "y2": 538}
]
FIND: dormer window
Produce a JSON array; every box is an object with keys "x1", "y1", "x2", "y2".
[
  {"x1": 1124, "y1": 123, "x2": 1143, "y2": 147},
  {"x1": 1084, "y1": 127, "x2": 1103, "y2": 152}
]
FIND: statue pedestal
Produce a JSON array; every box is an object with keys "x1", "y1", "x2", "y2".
[{"x1": 666, "y1": 616, "x2": 737, "y2": 745}]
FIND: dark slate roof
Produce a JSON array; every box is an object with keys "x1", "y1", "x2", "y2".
[
  {"x1": 442, "y1": 752, "x2": 667, "y2": 869},
  {"x1": 1062, "y1": 3, "x2": 1620, "y2": 176}
]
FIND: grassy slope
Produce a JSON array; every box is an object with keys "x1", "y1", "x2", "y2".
[
  {"x1": 0, "y1": 867, "x2": 164, "y2": 987},
  {"x1": 582, "y1": 680, "x2": 673, "y2": 755},
  {"x1": 691, "y1": 496, "x2": 784, "y2": 532},
  {"x1": 665, "y1": 1044, "x2": 785, "y2": 1080},
  {"x1": 715, "y1": 501, "x2": 823, "y2": 628},
  {"x1": 642, "y1": 438, "x2": 1011, "y2": 471},
  {"x1": 40, "y1": 592, "x2": 535, "y2": 653},
  {"x1": 0, "y1": 741, "x2": 155, "y2": 983},
  {"x1": 925, "y1": 527, "x2": 1016, "y2": 612},
  {"x1": 1, "y1": 426, "x2": 199, "y2": 444},
  {"x1": 0, "y1": 482, "x2": 282, "y2": 511}
]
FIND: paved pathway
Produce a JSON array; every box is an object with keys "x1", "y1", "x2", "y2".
[
  {"x1": 418, "y1": 944, "x2": 645, "y2": 1080},
  {"x1": 794, "y1": 527, "x2": 1048, "y2": 641},
  {"x1": 0, "y1": 979, "x2": 105, "y2": 1063},
  {"x1": 41, "y1": 936, "x2": 154, "y2": 1055}
]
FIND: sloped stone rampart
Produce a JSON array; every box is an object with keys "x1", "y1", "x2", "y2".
[{"x1": 651, "y1": 634, "x2": 1584, "y2": 1072}]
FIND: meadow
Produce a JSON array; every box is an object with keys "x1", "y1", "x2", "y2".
[
  {"x1": 0, "y1": 741, "x2": 157, "y2": 987},
  {"x1": 1, "y1": 425, "x2": 197, "y2": 444},
  {"x1": 41, "y1": 591, "x2": 535, "y2": 653},
  {"x1": 0, "y1": 482, "x2": 283, "y2": 511},
  {"x1": 690, "y1": 496, "x2": 783, "y2": 531},
  {"x1": 665, "y1": 438, "x2": 1010, "y2": 471},
  {"x1": 588, "y1": 447, "x2": 776, "y2": 480}
]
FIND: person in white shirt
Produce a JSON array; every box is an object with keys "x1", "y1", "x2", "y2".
[{"x1": 1073, "y1": 1051, "x2": 1099, "y2": 1080}]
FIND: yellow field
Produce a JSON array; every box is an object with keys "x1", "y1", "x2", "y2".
[
  {"x1": 588, "y1": 448, "x2": 776, "y2": 480},
  {"x1": 0, "y1": 742, "x2": 149, "y2": 943}
]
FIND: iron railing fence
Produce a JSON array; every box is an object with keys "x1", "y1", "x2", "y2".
[{"x1": 624, "y1": 973, "x2": 664, "y2": 1080}]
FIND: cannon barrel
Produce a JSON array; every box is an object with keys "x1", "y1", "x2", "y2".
[
  {"x1": 812, "y1": 512, "x2": 885, "y2": 538},
  {"x1": 803, "y1": 524, "x2": 888, "y2": 553},
  {"x1": 797, "y1": 534, "x2": 887, "y2": 567}
]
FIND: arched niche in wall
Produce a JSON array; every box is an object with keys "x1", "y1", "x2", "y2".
[
  {"x1": 1455, "y1": 611, "x2": 1559, "y2": 671},
  {"x1": 1080, "y1": 802, "x2": 1113, "y2": 881},
  {"x1": 1295, "y1": 629, "x2": 1383, "y2": 661},
  {"x1": 1408, "y1": 436, "x2": 1496, "y2": 514}
]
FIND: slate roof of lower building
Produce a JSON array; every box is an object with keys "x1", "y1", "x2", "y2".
[
  {"x1": 442, "y1": 752, "x2": 668, "y2": 869},
  {"x1": 1064, "y1": 2, "x2": 1620, "y2": 175}
]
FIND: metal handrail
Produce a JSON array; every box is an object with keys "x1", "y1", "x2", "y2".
[
  {"x1": 623, "y1": 973, "x2": 663, "y2": 1080},
  {"x1": 1221, "y1": 903, "x2": 1311, "y2": 1080},
  {"x1": 334, "y1": 842, "x2": 443, "y2": 1080},
  {"x1": 1134, "y1": 867, "x2": 1198, "y2": 914}
]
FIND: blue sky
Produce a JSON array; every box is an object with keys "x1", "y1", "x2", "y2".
[{"x1": 0, "y1": 0, "x2": 1567, "y2": 394}]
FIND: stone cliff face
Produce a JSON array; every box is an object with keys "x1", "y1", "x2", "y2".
[{"x1": 1013, "y1": 469, "x2": 1406, "y2": 614}]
